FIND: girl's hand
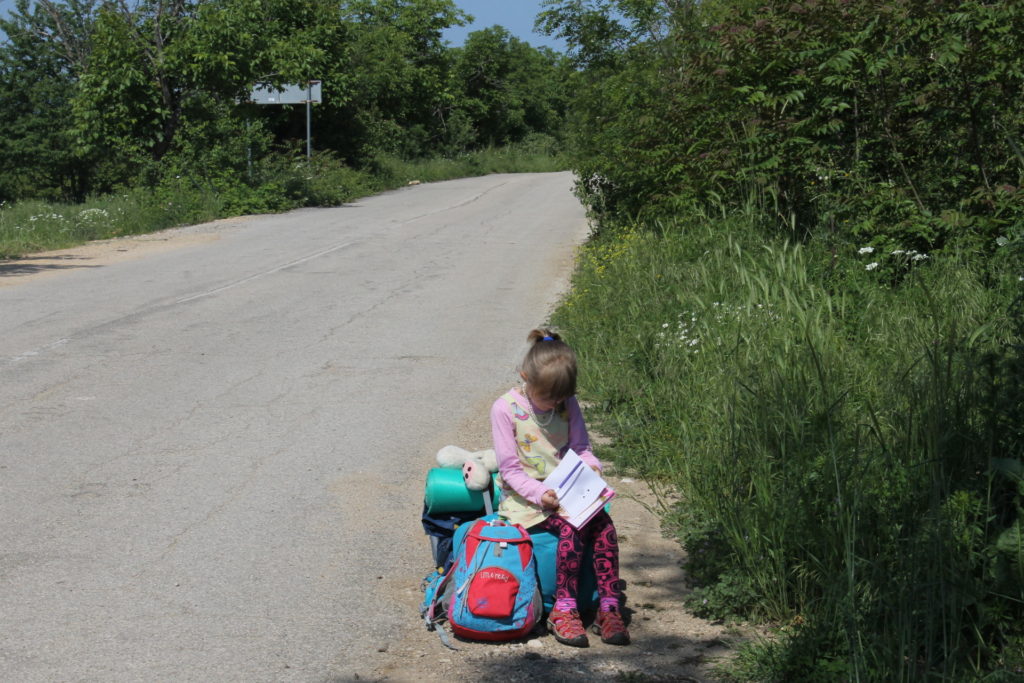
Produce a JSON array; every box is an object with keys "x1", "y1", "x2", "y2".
[{"x1": 541, "y1": 489, "x2": 559, "y2": 510}]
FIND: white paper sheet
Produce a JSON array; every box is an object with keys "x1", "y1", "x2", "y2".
[{"x1": 542, "y1": 449, "x2": 615, "y2": 528}]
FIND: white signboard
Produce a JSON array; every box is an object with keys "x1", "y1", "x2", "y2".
[{"x1": 249, "y1": 81, "x2": 322, "y2": 105}]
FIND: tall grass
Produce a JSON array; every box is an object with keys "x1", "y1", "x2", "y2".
[{"x1": 552, "y1": 213, "x2": 1024, "y2": 680}]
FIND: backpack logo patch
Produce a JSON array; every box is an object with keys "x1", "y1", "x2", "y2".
[{"x1": 468, "y1": 567, "x2": 519, "y2": 618}]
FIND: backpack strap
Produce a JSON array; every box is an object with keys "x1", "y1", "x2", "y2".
[
  {"x1": 421, "y1": 569, "x2": 460, "y2": 650},
  {"x1": 429, "y1": 619, "x2": 459, "y2": 651}
]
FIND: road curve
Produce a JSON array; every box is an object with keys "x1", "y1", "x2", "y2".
[{"x1": 0, "y1": 172, "x2": 589, "y2": 681}]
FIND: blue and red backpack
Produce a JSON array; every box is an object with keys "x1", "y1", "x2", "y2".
[{"x1": 421, "y1": 515, "x2": 542, "y2": 643}]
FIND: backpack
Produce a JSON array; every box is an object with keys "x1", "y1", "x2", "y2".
[{"x1": 421, "y1": 515, "x2": 542, "y2": 644}]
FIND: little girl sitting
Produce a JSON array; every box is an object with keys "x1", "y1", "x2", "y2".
[{"x1": 489, "y1": 328, "x2": 629, "y2": 647}]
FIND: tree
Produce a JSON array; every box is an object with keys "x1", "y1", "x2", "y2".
[
  {"x1": 551, "y1": 0, "x2": 1024, "y2": 249},
  {"x1": 332, "y1": 0, "x2": 469, "y2": 161},
  {"x1": 0, "y1": 0, "x2": 567, "y2": 201},
  {"x1": 536, "y1": 0, "x2": 669, "y2": 69},
  {"x1": 450, "y1": 26, "x2": 568, "y2": 148},
  {"x1": 0, "y1": 0, "x2": 97, "y2": 201},
  {"x1": 72, "y1": 0, "x2": 353, "y2": 169}
]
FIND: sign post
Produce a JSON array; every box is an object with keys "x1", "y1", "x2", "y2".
[{"x1": 248, "y1": 81, "x2": 322, "y2": 159}]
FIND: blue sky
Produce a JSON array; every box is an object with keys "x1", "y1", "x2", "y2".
[
  {"x1": 444, "y1": 0, "x2": 566, "y2": 52},
  {"x1": 0, "y1": 1, "x2": 566, "y2": 52},
  {"x1": 0, "y1": 0, "x2": 14, "y2": 22}
]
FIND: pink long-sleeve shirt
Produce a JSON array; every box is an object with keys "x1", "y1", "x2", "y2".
[{"x1": 490, "y1": 387, "x2": 602, "y2": 506}]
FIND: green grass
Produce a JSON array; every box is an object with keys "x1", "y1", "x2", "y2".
[
  {"x1": 551, "y1": 211, "x2": 1024, "y2": 680},
  {"x1": 0, "y1": 191, "x2": 199, "y2": 257}
]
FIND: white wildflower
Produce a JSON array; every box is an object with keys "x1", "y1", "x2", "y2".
[
  {"x1": 866, "y1": 262, "x2": 879, "y2": 271},
  {"x1": 858, "y1": 246, "x2": 875, "y2": 255},
  {"x1": 78, "y1": 208, "x2": 109, "y2": 222},
  {"x1": 912, "y1": 253, "x2": 928, "y2": 262},
  {"x1": 891, "y1": 249, "x2": 905, "y2": 256}
]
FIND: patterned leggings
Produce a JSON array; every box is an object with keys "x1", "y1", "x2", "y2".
[{"x1": 534, "y1": 510, "x2": 621, "y2": 607}]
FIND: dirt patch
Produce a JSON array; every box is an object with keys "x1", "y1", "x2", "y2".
[{"x1": 0, "y1": 219, "x2": 246, "y2": 287}]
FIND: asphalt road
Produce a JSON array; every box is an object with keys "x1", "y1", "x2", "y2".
[{"x1": 0, "y1": 172, "x2": 589, "y2": 681}]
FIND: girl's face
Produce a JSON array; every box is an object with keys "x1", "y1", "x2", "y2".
[{"x1": 520, "y1": 371, "x2": 563, "y2": 411}]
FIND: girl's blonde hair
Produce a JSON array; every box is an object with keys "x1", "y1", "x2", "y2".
[{"x1": 521, "y1": 328, "x2": 577, "y2": 401}]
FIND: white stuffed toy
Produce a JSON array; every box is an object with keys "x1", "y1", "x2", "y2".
[{"x1": 435, "y1": 445, "x2": 499, "y2": 491}]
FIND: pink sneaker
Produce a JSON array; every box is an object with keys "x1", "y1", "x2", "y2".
[{"x1": 592, "y1": 609, "x2": 630, "y2": 645}]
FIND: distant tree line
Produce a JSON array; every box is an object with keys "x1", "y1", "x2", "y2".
[{"x1": 0, "y1": 0, "x2": 571, "y2": 203}]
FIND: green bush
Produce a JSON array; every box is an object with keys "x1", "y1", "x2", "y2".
[{"x1": 566, "y1": 0, "x2": 1024, "y2": 252}]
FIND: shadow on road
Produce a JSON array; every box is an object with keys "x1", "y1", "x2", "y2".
[{"x1": 0, "y1": 255, "x2": 101, "y2": 278}]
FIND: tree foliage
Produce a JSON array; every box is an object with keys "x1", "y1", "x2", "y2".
[
  {"x1": 451, "y1": 26, "x2": 570, "y2": 148},
  {"x1": 552, "y1": 0, "x2": 1024, "y2": 251},
  {"x1": 0, "y1": 0, "x2": 568, "y2": 203},
  {"x1": 0, "y1": 0, "x2": 97, "y2": 200}
]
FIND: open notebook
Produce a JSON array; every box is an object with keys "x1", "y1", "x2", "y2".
[{"x1": 542, "y1": 449, "x2": 616, "y2": 529}]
